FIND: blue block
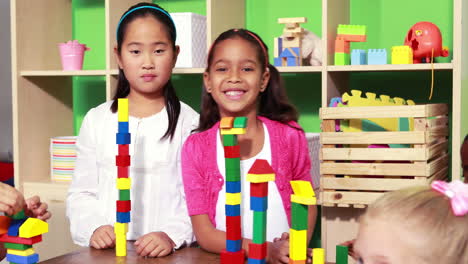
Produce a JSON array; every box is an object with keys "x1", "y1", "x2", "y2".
[
  {"x1": 368, "y1": 49, "x2": 387, "y2": 65},
  {"x1": 226, "y1": 181, "x2": 241, "y2": 193},
  {"x1": 6, "y1": 253, "x2": 39, "y2": 264},
  {"x1": 248, "y1": 258, "x2": 266, "y2": 264},
  {"x1": 274, "y1": 57, "x2": 282, "y2": 66},
  {"x1": 287, "y1": 57, "x2": 298, "y2": 66},
  {"x1": 8, "y1": 218, "x2": 27, "y2": 236},
  {"x1": 116, "y1": 211, "x2": 131, "y2": 223},
  {"x1": 116, "y1": 133, "x2": 131, "y2": 145},
  {"x1": 250, "y1": 196, "x2": 268, "y2": 212},
  {"x1": 118, "y1": 122, "x2": 129, "y2": 133},
  {"x1": 280, "y1": 47, "x2": 299, "y2": 58},
  {"x1": 351, "y1": 49, "x2": 367, "y2": 65},
  {"x1": 225, "y1": 204, "x2": 240, "y2": 216},
  {"x1": 226, "y1": 239, "x2": 242, "y2": 252}
]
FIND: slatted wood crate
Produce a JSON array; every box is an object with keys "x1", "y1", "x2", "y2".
[{"x1": 319, "y1": 104, "x2": 449, "y2": 208}]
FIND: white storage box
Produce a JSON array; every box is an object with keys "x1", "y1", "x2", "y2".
[
  {"x1": 306, "y1": 133, "x2": 321, "y2": 190},
  {"x1": 170, "y1": 12, "x2": 207, "y2": 68}
]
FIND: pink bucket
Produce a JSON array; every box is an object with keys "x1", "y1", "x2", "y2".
[{"x1": 58, "y1": 40, "x2": 90, "y2": 71}]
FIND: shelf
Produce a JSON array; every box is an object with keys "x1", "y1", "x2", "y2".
[
  {"x1": 20, "y1": 70, "x2": 108, "y2": 76},
  {"x1": 327, "y1": 63, "x2": 453, "y2": 72},
  {"x1": 277, "y1": 66, "x2": 322, "y2": 73},
  {"x1": 23, "y1": 180, "x2": 70, "y2": 202},
  {"x1": 109, "y1": 68, "x2": 206, "y2": 75}
]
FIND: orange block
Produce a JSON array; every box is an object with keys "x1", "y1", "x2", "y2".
[
  {"x1": 220, "y1": 117, "x2": 235, "y2": 129},
  {"x1": 289, "y1": 259, "x2": 306, "y2": 264},
  {"x1": 334, "y1": 37, "x2": 350, "y2": 53},
  {"x1": 0, "y1": 216, "x2": 12, "y2": 235},
  {"x1": 337, "y1": 34, "x2": 366, "y2": 42}
]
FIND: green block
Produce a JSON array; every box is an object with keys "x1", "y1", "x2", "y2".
[
  {"x1": 222, "y1": 135, "x2": 237, "y2": 146},
  {"x1": 225, "y1": 158, "x2": 240, "y2": 182},
  {"x1": 233, "y1": 117, "x2": 247, "y2": 128},
  {"x1": 334, "y1": 52, "x2": 350, "y2": 65},
  {"x1": 291, "y1": 202, "x2": 308, "y2": 230},
  {"x1": 336, "y1": 245, "x2": 349, "y2": 264},
  {"x1": 4, "y1": 242, "x2": 33, "y2": 250},
  {"x1": 337, "y1": 24, "x2": 366, "y2": 35},
  {"x1": 9, "y1": 210, "x2": 26, "y2": 220},
  {"x1": 119, "y1": 189, "x2": 130, "y2": 201},
  {"x1": 253, "y1": 211, "x2": 266, "y2": 244}
]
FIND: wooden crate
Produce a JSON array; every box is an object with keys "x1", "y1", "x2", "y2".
[{"x1": 319, "y1": 104, "x2": 449, "y2": 208}]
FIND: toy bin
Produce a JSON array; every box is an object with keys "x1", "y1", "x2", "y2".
[
  {"x1": 319, "y1": 104, "x2": 449, "y2": 208},
  {"x1": 170, "y1": 12, "x2": 207, "y2": 68}
]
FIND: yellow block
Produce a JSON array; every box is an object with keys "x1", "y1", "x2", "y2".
[
  {"x1": 246, "y1": 173, "x2": 275, "y2": 183},
  {"x1": 225, "y1": 192, "x2": 241, "y2": 205},
  {"x1": 220, "y1": 128, "x2": 246, "y2": 135},
  {"x1": 118, "y1": 98, "x2": 129, "y2": 122},
  {"x1": 18, "y1": 218, "x2": 49, "y2": 238},
  {"x1": 7, "y1": 248, "x2": 35, "y2": 256},
  {"x1": 312, "y1": 248, "x2": 325, "y2": 264},
  {"x1": 116, "y1": 234, "x2": 127, "y2": 257},
  {"x1": 117, "y1": 178, "x2": 131, "y2": 190},
  {"x1": 291, "y1": 181, "x2": 315, "y2": 197},
  {"x1": 114, "y1": 222, "x2": 128, "y2": 235},
  {"x1": 391, "y1": 46, "x2": 413, "y2": 64},
  {"x1": 290, "y1": 229, "x2": 307, "y2": 261},
  {"x1": 291, "y1": 194, "x2": 317, "y2": 205}
]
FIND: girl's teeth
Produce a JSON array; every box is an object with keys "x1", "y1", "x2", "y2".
[{"x1": 226, "y1": 91, "x2": 243, "y2": 96}]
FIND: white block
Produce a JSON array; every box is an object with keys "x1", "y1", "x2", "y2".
[{"x1": 170, "y1": 13, "x2": 207, "y2": 68}]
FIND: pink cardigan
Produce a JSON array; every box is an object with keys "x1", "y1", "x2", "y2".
[{"x1": 182, "y1": 116, "x2": 313, "y2": 227}]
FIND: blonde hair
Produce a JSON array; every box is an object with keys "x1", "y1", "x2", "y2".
[{"x1": 361, "y1": 185, "x2": 468, "y2": 264}]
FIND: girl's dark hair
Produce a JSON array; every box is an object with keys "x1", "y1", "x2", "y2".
[
  {"x1": 111, "y1": 2, "x2": 180, "y2": 140},
  {"x1": 196, "y1": 29, "x2": 299, "y2": 132}
]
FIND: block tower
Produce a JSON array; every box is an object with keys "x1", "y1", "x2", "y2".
[
  {"x1": 115, "y1": 98, "x2": 131, "y2": 257},
  {"x1": 274, "y1": 17, "x2": 307, "y2": 67},
  {"x1": 219, "y1": 116, "x2": 247, "y2": 264},
  {"x1": 246, "y1": 159, "x2": 275, "y2": 264},
  {"x1": 334, "y1": 24, "x2": 367, "y2": 65},
  {"x1": 0, "y1": 210, "x2": 48, "y2": 264},
  {"x1": 289, "y1": 180, "x2": 317, "y2": 264}
]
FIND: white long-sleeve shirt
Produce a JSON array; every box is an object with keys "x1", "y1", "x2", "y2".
[{"x1": 66, "y1": 101, "x2": 199, "y2": 248}]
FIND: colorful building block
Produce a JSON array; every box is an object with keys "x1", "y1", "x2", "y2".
[
  {"x1": 0, "y1": 216, "x2": 11, "y2": 235},
  {"x1": 250, "y1": 196, "x2": 268, "y2": 212},
  {"x1": 3, "y1": 242, "x2": 32, "y2": 250},
  {"x1": 226, "y1": 193, "x2": 241, "y2": 205},
  {"x1": 7, "y1": 248, "x2": 35, "y2": 256},
  {"x1": 368, "y1": 49, "x2": 387, "y2": 65},
  {"x1": 10, "y1": 210, "x2": 26, "y2": 220},
  {"x1": 0, "y1": 234, "x2": 42, "y2": 245},
  {"x1": 252, "y1": 211, "x2": 266, "y2": 244},
  {"x1": 226, "y1": 181, "x2": 241, "y2": 193},
  {"x1": 248, "y1": 242, "x2": 267, "y2": 259},
  {"x1": 116, "y1": 234, "x2": 127, "y2": 257},
  {"x1": 8, "y1": 219, "x2": 27, "y2": 236},
  {"x1": 6, "y1": 253, "x2": 39, "y2": 264},
  {"x1": 248, "y1": 259, "x2": 266, "y2": 264},
  {"x1": 289, "y1": 260, "x2": 306, "y2": 264},
  {"x1": 119, "y1": 189, "x2": 130, "y2": 201},
  {"x1": 220, "y1": 117, "x2": 235, "y2": 128},
  {"x1": 337, "y1": 24, "x2": 366, "y2": 36},
  {"x1": 250, "y1": 182, "x2": 268, "y2": 197},
  {"x1": 291, "y1": 181, "x2": 316, "y2": 198},
  {"x1": 224, "y1": 145, "x2": 240, "y2": 158},
  {"x1": 117, "y1": 178, "x2": 131, "y2": 190},
  {"x1": 225, "y1": 158, "x2": 241, "y2": 182},
  {"x1": 286, "y1": 57, "x2": 300, "y2": 66},
  {"x1": 291, "y1": 194, "x2": 316, "y2": 205},
  {"x1": 116, "y1": 212, "x2": 131, "y2": 223},
  {"x1": 247, "y1": 174, "x2": 275, "y2": 183},
  {"x1": 222, "y1": 134, "x2": 237, "y2": 146},
  {"x1": 118, "y1": 144, "x2": 129, "y2": 155},
  {"x1": 226, "y1": 216, "x2": 241, "y2": 240},
  {"x1": 116, "y1": 133, "x2": 131, "y2": 145},
  {"x1": 220, "y1": 249, "x2": 245, "y2": 264},
  {"x1": 116, "y1": 200, "x2": 131, "y2": 212},
  {"x1": 336, "y1": 245, "x2": 349, "y2": 264},
  {"x1": 117, "y1": 166, "x2": 129, "y2": 178},
  {"x1": 116, "y1": 155, "x2": 130, "y2": 167},
  {"x1": 335, "y1": 37, "x2": 350, "y2": 53},
  {"x1": 114, "y1": 222, "x2": 128, "y2": 234},
  {"x1": 233, "y1": 117, "x2": 247, "y2": 128},
  {"x1": 18, "y1": 218, "x2": 48, "y2": 238},
  {"x1": 221, "y1": 128, "x2": 247, "y2": 135},
  {"x1": 291, "y1": 202, "x2": 308, "y2": 230},
  {"x1": 312, "y1": 248, "x2": 325, "y2": 264},
  {"x1": 334, "y1": 52, "x2": 350, "y2": 66},
  {"x1": 290, "y1": 229, "x2": 307, "y2": 260},
  {"x1": 274, "y1": 37, "x2": 283, "y2": 58},
  {"x1": 117, "y1": 98, "x2": 129, "y2": 122},
  {"x1": 391, "y1": 46, "x2": 413, "y2": 64},
  {"x1": 247, "y1": 159, "x2": 275, "y2": 183},
  {"x1": 225, "y1": 204, "x2": 241, "y2": 217},
  {"x1": 351, "y1": 49, "x2": 367, "y2": 65},
  {"x1": 226, "y1": 239, "x2": 242, "y2": 252},
  {"x1": 274, "y1": 57, "x2": 282, "y2": 67},
  {"x1": 118, "y1": 122, "x2": 129, "y2": 133}
]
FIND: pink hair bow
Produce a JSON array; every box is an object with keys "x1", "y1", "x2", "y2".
[{"x1": 431, "y1": 180, "x2": 468, "y2": 216}]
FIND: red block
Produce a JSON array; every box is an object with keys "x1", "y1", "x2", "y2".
[
  {"x1": 118, "y1": 144, "x2": 129, "y2": 156},
  {"x1": 226, "y1": 215, "x2": 241, "y2": 240},
  {"x1": 248, "y1": 159, "x2": 274, "y2": 175},
  {"x1": 116, "y1": 155, "x2": 130, "y2": 167},
  {"x1": 224, "y1": 145, "x2": 240, "y2": 158},
  {"x1": 220, "y1": 249, "x2": 245, "y2": 264},
  {"x1": 0, "y1": 233, "x2": 42, "y2": 245},
  {"x1": 248, "y1": 242, "x2": 267, "y2": 259},
  {"x1": 0, "y1": 216, "x2": 11, "y2": 235},
  {"x1": 116, "y1": 200, "x2": 131, "y2": 212},
  {"x1": 117, "y1": 166, "x2": 129, "y2": 178},
  {"x1": 250, "y1": 182, "x2": 268, "y2": 197}
]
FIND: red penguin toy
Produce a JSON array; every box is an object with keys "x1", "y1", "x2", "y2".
[{"x1": 404, "y1": 21, "x2": 449, "y2": 63}]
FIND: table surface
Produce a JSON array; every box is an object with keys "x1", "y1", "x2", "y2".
[{"x1": 39, "y1": 243, "x2": 334, "y2": 264}]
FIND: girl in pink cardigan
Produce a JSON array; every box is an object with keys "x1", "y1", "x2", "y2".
[{"x1": 182, "y1": 29, "x2": 317, "y2": 263}]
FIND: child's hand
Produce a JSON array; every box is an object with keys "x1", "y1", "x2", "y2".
[
  {"x1": 0, "y1": 183, "x2": 25, "y2": 216},
  {"x1": 340, "y1": 239, "x2": 357, "y2": 260},
  {"x1": 25, "y1": 196, "x2": 51, "y2": 221},
  {"x1": 134, "y1": 231, "x2": 176, "y2": 257},
  {"x1": 268, "y1": 233, "x2": 290, "y2": 264},
  {"x1": 90, "y1": 225, "x2": 115, "y2": 249}
]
